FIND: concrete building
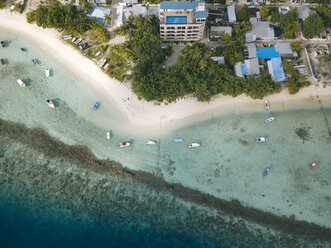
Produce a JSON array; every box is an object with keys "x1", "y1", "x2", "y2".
[{"x1": 159, "y1": 1, "x2": 207, "y2": 42}]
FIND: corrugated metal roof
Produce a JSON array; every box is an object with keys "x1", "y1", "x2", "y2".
[
  {"x1": 227, "y1": 5, "x2": 236, "y2": 22},
  {"x1": 268, "y1": 57, "x2": 285, "y2": 81},
  {"x1": 275, "y1": 43, "x2": 293, "y2": 55}
]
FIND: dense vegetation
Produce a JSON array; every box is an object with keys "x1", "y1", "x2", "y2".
[
  {"x1": 303, "y1": 14, "x2": 325, "y2": 39},
  {"x1": 237, "y1": 5, "x2": 250, "y2": 22},
  {"x1": 279, "y1": 9, "x2": 300, "y2": 39},
  {"x1": 0, "y1": 0, "x2": 6, "y2": 9},
  {"x1": 115, "y1": 15, "x2": 281, "y2": 102},
  {"x1": 282, "y1": 61, "x2": 310, "y2": 94},
  {"x1": 26, "y1": 0, "x2": 110, "y2": 42}
]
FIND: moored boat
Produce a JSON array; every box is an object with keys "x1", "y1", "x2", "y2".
[
  {"x1": 21, "y1": 47, "x2": 25, "y2": 51},
  {"x1": 310, "y1": 162, "x2": 318, "y2": 168},
  {"x1": 120, "y1": 142, "x2": 130, "y2": 148},
  {"x1": 1, "y1": 59, "x2": 5, "y2": 65},
  {"x1": 146, "y1": 140, "x2": 156, "y2": 145},
  {"x1": 106, "y1": 131, "x2": 110, "y2": 140},
  {"x1": 46, "y1": 99, "x2": 54, "y2": 108},
  {"x1": 45, "y1": 68, "x2": 50, "y2": 78},
  {"x1": 32, "y1": 59, "x2": 37, "y2": 65},
  {"x1": 188, "y1": 143, "x2": 200, "y2": 148},
  {"x1": 173, "y1": 138, "x2": 183, "y2": 143},
  {"x1": 1, "y1": 41, "x2": 5, "y2": 47},
  {"x1": 265, "y1": 117, "x2": 275, "y2": 123},
  {"x1": 16, "y1": 79, "x2": 25, "y2": 87},
  {"x1": 265, "y1": 100, "x2": 270, "y2": 110},
  {"x1": 264, "y1": 167, "x2": 270, "y2": 176},
  {"x1": 93, "y1": 102, "x2": 100, "y2": 110},
  {"x1": 256, "y1": 137, "x2": 268, "y2": 143}
]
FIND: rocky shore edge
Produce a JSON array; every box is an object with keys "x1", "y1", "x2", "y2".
[{"x1": 0, "y1": 118, "x2": 330, "y2": 243}]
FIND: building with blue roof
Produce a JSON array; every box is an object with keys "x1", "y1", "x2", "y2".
[
  {"x1": 268, "y1": 57, "x2": 286, "y2": 81},
  {"x1": 159, "y1": 1, "x2": 207, "y2": 41}
]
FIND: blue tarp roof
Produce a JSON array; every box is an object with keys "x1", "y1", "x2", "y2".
[
  {"x1": 256, "y1": 47, "x2": 279, "y2": 59},
  {"x1": 160, "y1": 1, "x2": 206, "y2": 20},
  {"x1": 270, "y1": 57, "x2": 285, "y2": 81},
  {"x1": 166, "y1": 16, "x2": 187, "y2": 24}
]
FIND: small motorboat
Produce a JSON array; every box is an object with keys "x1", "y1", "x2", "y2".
[
  {"x1": 265, "y1": 100, "x2": 270, "y2": 110},
  {"x1": 32, "y1": 59, "x2": 37, "y2": 65},
  {"x1": 265, "y1": 117, "x2": 275, "y2": 123},
  {"x1": 173, "y1": 138, "x2": 183, "y2": 143},
  {"x1": 21, "y1": 47, "x2": 26, "y2": 51},
  {"x1": 1, "y1": 59, "x2": 5, "y2": 65},
  {"x1": 45, "y1": 68, "x2": 50, "y2": 78},
  {"x1": 1, "y1": 41, "x2": 5, "y2": 47},
  {"x1": 120, "y1": 142, "x2": 130, "y2": 148},
  {"x1": 310, "y1": 162, "x2": 318, "y2": 168},
  {"x1": 188, "y1": 143, "x2": 200, "y2": 148},
  {"x1": 93, "y1": 102, "x2": 100, "y2": 110},
  {"x1": 106, "y1": 131, "x2": 110, "y2": 140},
  {"x1": 16, "y1": 79, "x2": 25, "y2": 87},
  {"x1": 46, "y1": 99, "x2": 55, "y2": 108},
  {"x1": 146, "y1": 140, "x2": 156, "y2": 145},
  {"x1": 264, "y1": 167, "x2": 270, "y2": 176},
  {"x1": 256, "y1": 137, "x2": 268, "y2": 143}
]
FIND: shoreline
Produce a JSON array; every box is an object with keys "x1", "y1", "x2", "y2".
[
  {"x1": 1, "y1": 12, "x2": 331, "y2": 132},
  {"x1": 1, "y1": 117, "x2": 331, "y2": 243}
]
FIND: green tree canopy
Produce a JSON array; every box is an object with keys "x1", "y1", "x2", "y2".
[
  {"x1": 279, "y1": 9, "x2": 299, "y2": 39},
  {"x1": 260, "y1": 4, "x2": 269, "y2": 18},
  {"x1": 291, "y1": 41, "x2": 303, "y2": 52},
  {"x1": 237, "y1": 5, "x2": 250, "y2": 22},
  {"x1": 303, "y1": 14, "x2": 325, "y2": 39}
]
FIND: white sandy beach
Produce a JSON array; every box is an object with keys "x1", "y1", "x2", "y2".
[{"x1": 1, "y1": 12, "x2": 331, "y2": 131}]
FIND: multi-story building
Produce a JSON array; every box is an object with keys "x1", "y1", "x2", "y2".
[{"x1": 159, "y1": 1, "x2": 207, "y2": 42}]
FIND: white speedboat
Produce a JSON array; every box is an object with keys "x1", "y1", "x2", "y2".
[
  {"x1": 256, "y1": 137, "x2": 268, "y2": 143},
  {"x1": 188, "y1": 143, "x2": 200, "y2": 148},
  {"x1": 45, "y1": 68, "x2": 50, "y2": 78},
  {"x1": 265, "y1": 100, "x2": 270, "y2": 110},
  {"x1": 106, "y1": 131, "x2": 110, "y2": 140},
  {"x1": 120, "y1": 142, "x2": 130, "y2": 148},
  {"x1": 46, "y1": 99, "x2": 54, "y2": 108},
  {"x1": 146, "y1": 140, "x2": 156, "y2": 145},
  {"x1": 17, "y1": 79, "x2": 25, "y2": 87},
  {"x1": 265, "y1": 117, "x2": 275, "y2": 123}
]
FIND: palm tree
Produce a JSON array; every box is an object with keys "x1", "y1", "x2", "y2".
[{"x1": 104, "y1": 14, "x2": 111, "y2": 25}]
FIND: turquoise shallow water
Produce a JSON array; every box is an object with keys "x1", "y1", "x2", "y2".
[{"x1": 0, "y1": 27, "x2": 331, "y2": 246}]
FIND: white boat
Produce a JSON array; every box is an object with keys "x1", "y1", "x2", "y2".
[
  {"x1": 17, "y1": 79, "x2": 25, "y2": 87},
  {"x1": 146, "y1": 140, "x2": 156, "y2": 145},
  {"x1": 75, "y1": 38, "x2": 83, "y2": 45},
  {"x1": 265, "y1": 117, "x2": 275, "y2": 123},
  {"x1": 120, "y1": 142, "x2": 130, "y2": 148},
  {"x1": 71, "y1": 37, "x2": 76, "y2": 43},
  {"x1": 46, "y1": 99, "x2": 54, "y2": 108},
  {"x1": 256, "y1": 137, "x2": 268, "y2": 143},
  {"x1": 106, "y1": 132, "x2": 110, "y2": 140},
  {"x1": 265, "y1": 100, "x2": 270, "y2": 110},
  {"x1": 188, "y1": 143, "x2": 200, "y2": 148},
  {"x1": 45, "y1": 68, "x2": 50, "y2": 78}
]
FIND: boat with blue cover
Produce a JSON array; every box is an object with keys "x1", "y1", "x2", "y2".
[
  {"x1": 93, "y1": 102, "x2": 100, "y2": 110},
  {"x1": 21, "y1": 47, "x2": 25, "y2": 51},
  {"x1": 173, "y1": 138, "x2": 183, "y2": 143},
  {"x1": 264, "y1": 167, "x2": 270, "y2": 176}
]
